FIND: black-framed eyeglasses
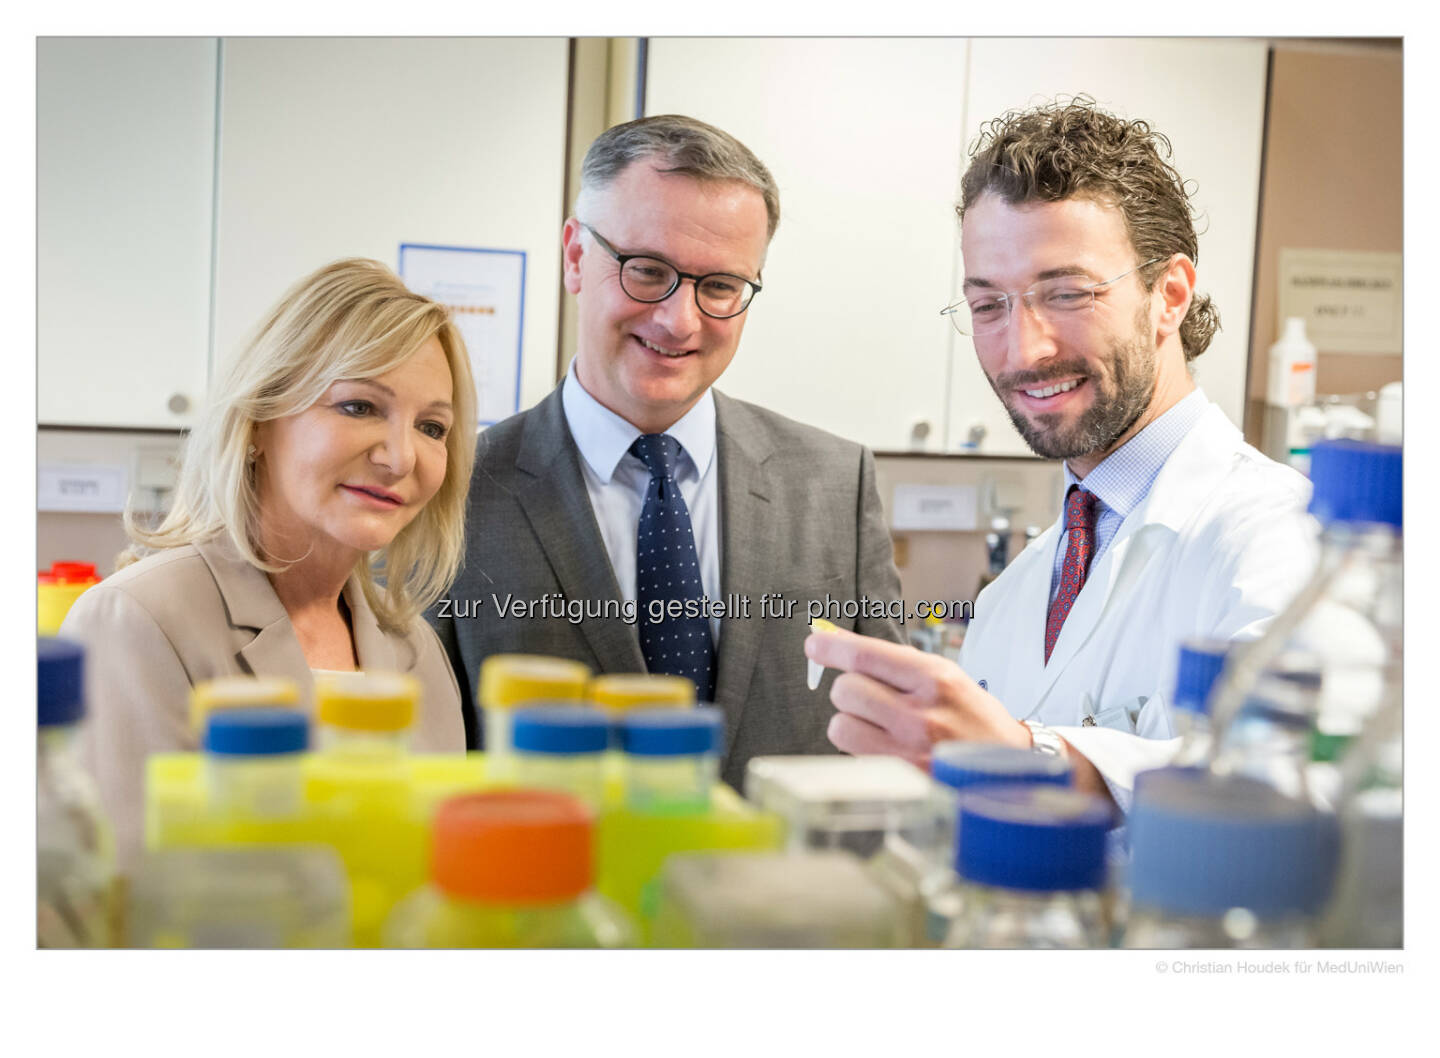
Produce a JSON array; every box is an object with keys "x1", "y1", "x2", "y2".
[
  {"x1": 579, "y1": 222, "x2": 762, "y2": 320},
  {"x1": 940, "y1": 257, "x2": 1167, "y2": 337}
]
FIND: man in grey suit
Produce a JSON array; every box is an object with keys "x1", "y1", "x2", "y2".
[{"x1": 432, "y1": 114, "x2": 903, "y2": 788}]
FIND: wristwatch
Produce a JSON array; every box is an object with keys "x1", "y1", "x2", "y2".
[{"x1": 1022, "y1": 720, "x2": 1067, "y2": 758}]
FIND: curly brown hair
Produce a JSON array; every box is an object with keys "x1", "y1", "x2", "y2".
[{"x1": 958, "y1": 96, "x2": 1219, "y2": 361}]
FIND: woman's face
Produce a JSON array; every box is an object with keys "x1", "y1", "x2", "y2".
[{"x1": 254, "y1": 336, "x2": 454, "y2": 562}]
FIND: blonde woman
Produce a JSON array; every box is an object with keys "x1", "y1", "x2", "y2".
[{"x1": 61, "y1": 258, "x2": 477, "y2": 869}]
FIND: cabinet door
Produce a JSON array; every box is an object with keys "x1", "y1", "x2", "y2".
[
  {"x1": 645, "y1": 38, "x2": 969, "y2": 451},
  {"x1": 211, "y1": 38, "x2": 570, "y2": 417},
  {"x1": 38, "y1": 38, "x2": 217, "y2": 428},
  {"x1": 948, "y1": 38, "x2": 1269, "y2": 455}
]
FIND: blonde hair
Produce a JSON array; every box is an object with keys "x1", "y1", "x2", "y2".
[{"x1": 123, "y1": 258, "x2": 477, "y2": 634}]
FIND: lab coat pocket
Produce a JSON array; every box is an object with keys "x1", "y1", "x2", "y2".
[{"x1": 1090, "y1": 698, "x2": 1141, "y2": 735}]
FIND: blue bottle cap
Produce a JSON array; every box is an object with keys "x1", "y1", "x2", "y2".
[
  {"x1": 1128, "y1": 769, "x2": 1338, "y2": 917},
  {"x1": 1308, "y1": 439, "x2": 1402, "y2": 529},
  {"x1": 1172, "y1": 639, "x2": 1230, "y2": 716},
  {"x1": 617, "y1": 707, "x2": 723, "y2": 757},
  {"x1": 931, "y1": 742, "x2": 1072, "y2": 792},
  {"x1": 511, "y1": 706, "x2": 611, "y2": 754},
  {"x1": 38, "y1": 637, "x2": 85, "y2": 727},
  {"x1": 204, "y1": 708, "x2": 309, "y2": 756},
  {"x1": 955, "y1": 786, "x2": 1113, "y2": 893}
]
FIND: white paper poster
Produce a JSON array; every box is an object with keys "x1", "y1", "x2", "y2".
[
  {"x1": 399, "y1": 244, "x2": 526, "y2": 425},
  {"x1": 1277, "y1": 249, "x2": 1402, "y2": 355}
]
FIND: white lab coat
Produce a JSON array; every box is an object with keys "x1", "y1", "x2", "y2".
[{"x1": 958, "y1": 401, "x2": 1317, "y2": 809}]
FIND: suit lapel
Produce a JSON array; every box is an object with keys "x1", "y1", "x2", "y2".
[
  {"x1": 712, "y1": 392, "x2": 776, "y2": 736},
  {"x1": 512, "y1": 388, "x2": 646, "y2": 672},
  {"x1": 194, "y1": 534, "x2": 313, "y2": 691}
]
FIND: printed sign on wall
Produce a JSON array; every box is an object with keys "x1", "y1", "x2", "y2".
[{"x1": 1277, "y1": 249, "x2": 1402, "y2": 355}]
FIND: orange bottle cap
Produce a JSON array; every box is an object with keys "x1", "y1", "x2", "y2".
[{"x1": 431, "y1": 790, "x2": 594, "y2": 904}]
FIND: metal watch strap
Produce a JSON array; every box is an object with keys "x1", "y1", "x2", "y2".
[{"x1": 1022, "y1": 720, "x2": 1066, "y2": 758}]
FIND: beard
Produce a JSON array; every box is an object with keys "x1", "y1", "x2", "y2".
[{"x1": 988, "y1": 303, "x2": 1159, "y2": 462}]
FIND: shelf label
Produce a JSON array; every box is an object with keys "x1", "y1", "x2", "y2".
[
  {"x1": 891, "y1": 484, "x2": 978, "y2": 531},
  {"x1": 39, "y1": 462, "x2": 129, "y2": 512}
]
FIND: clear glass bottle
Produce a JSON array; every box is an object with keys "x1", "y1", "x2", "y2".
[
  {"x1": 744, "y1": 754, "x2": 949, "y2": 860},
  {"x1": 477, "y1": 654, "x2": 591, "y2": 785},
  {"x1": 651, "y1": 850, "x2": 905, "y2": 948},
  {"x1": 1206, "y1": 439, "x2": 1402, "y2": 805},
  {"x1": 917, "y1": 743, "x2": 1074, "y2": 945},
  {"x1": 384, "y1": 789, "x2": 635, "y2": 948},
  {"x1": 943, "y1": 786, "x2": 1112, "y2": 949},
  {"x1": 203, "y1": 708, "x2": 309, "y2": 818},
  {"x1": 511, "y1": 705, "x2": 611, "y2": 809},
  {"x1": 37, "y1": 637, "x2": 116, "y2": 948},
  {"x1": 127, "y1": 845, "x2": 350, "y2": 948},
  {"x1": 618, "y1": 706, "x2": 724, "y2": 814},
  {"x1": 1212, "y1": 653, "x2": 1324, "y2": 805},
  {"x1": 1123, "y1": 768, "x2": 1338, "y2": 948},
  {"x1": 1318, "y1": 697, "x2": 1402, "y2": 947},
  {"x1": 1167, "y1": 638, "x2": 1229, "y2": 768}
]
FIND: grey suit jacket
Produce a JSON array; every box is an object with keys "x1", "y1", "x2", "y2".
[
  {"x1": 431, "y1": 384, "x2": 904, "y2": 789},
  {"x1": 60, "y1": 533, "x2": 466, "y2": 871}
]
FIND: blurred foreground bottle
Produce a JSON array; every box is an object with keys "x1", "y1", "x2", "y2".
[
  {"x1": 1211, "y1": 653, "x2": 1325, "y2": 805},
  {"x1": 919, "y1": 744, "x2": 1073, "y2": 945},
  {"x1": 942, "y1": 786, "x2": 1111, "y2": 949},
  {"x1": 651, "y1": 851, "x2": 905, "y2": 948},
  {"x1": 478, "y1": 654, "x2": 590, "y2": 784},
  {"x1": 1318, "y1": 698, "x2": 1402, "y2": 948},
  {"x1": 618, "y1": 707, "x2": 724, "y2": 814},
  {"x1": 38, "y1": 638, "x2": 116, "y2": 947},
  {"x1": 128, "y1": 846, "x2": 350, "y2": 948},
  {"x1": 1167, "y1": 639, "x2": 1228, "y2": 768},
  {"x1": 37, "y1": 562, "x2": 100, "y2": 636},
  {"x1": 385, "y1": 790, "x2": 635, "y2": 948},
  {"x1": 745, "y1": 754, "x2": 951, "y2": 946},
  {"x1": 1206, "y1": 439, "x2": 1402, "y2": 809},
  {"x1": 1123, "y1": 769, "x2": 1337, "y2": 948}
]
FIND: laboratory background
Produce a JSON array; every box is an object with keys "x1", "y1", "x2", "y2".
[{"x1": 35, "y1": 36, "x2": 1404, "y2": 952}]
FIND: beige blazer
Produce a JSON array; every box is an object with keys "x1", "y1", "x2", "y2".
[{"x1": 59, "y1": 533, "x2": 465, "y2": 872}]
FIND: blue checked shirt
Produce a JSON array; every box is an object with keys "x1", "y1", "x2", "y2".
[{"x1": 1048, "y1": 388, "x2": 1210, "y2": 607}]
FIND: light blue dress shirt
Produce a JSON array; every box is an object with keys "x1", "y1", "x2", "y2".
[
  {"x1": 1048, "y1": 387, "x2": 1211, "y2": 606},
  {"x1": 561, "y1": 361, "x2": 723, "y2": 647}
]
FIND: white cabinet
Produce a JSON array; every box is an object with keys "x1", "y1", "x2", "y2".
[
  {"x1": 211, "y1": 38, "x2": 570, "y2": 416},
  {"x1": 645, "y1": 38, "x2": 970, "y2": 452},
  {"x1": 38, "y1": 38, "x2": 572, "y2": 432},
  {"x1": 38, "y1": 38, "x2": 217, "y2": 429}
]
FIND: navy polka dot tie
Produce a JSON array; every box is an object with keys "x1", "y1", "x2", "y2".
[{"x1": 631, "y1": 433, "x2": 715, "y2": 702}]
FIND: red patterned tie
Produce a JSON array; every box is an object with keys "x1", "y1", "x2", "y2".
[{"x1": 1045, "y1": 486, "x2": 1100, "y2": 664}]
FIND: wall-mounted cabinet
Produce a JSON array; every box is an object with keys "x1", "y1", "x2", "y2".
[
  {"x1": 39, "y1": 38, "x2": 218, "y2": 429},
  {"x1": 39, "y1": 37, "x2": 571, "y2": 431}
]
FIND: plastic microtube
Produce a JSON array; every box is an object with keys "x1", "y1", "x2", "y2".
[{"x1": 807, "y1": 618, "x2": 841, "y2": 690}]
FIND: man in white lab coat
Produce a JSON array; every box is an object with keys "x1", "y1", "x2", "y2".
[{"x1": 805, "y1": 98, "x2": 1315, "y2": 809}]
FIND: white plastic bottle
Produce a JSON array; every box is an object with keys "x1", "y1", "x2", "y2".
[{"x1": 1266, "y1": 316, "x2": 1317, "y2": 408}]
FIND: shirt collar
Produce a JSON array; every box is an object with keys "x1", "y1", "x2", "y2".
[
  {"x1": 1063, "y1": 387, "x2": 1210, "y2": 519},
  {"x1": 561, "y1": 359, "x2": 717, "y2": 483}
]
